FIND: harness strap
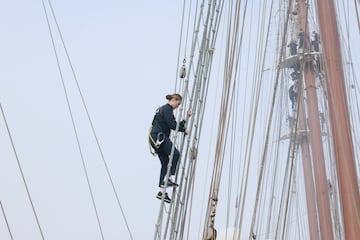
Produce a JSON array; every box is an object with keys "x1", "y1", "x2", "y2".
[
  {"x1": 148, "y1": 106, "x2": 166, "y2": 155},
  {"x1": 148, "y1": 126, "x2": 165, "y2": 155}
]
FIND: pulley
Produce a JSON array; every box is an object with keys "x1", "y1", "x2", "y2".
[{"x1": 179, "y1": 58, "x2": 186, "y2": 79}]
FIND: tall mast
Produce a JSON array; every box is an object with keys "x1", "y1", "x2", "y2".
[
  {"x1": 297, "y1": 103, "x2": 320, "y2": 240},
  {"x1": 315, "y1": 0, "x2": 360, "y2": 238},
  {"x1": 297, "y1": 0, "x2": 334, "y2": 239}
]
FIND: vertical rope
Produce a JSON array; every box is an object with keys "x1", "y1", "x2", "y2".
[
  {"x1": 249, "y1": 0, "x2": 293, "y2": 236},
  {"x1": 354, "y1": 0, "x2": 360, "y2": 32}
]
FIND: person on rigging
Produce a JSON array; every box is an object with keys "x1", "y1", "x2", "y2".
[
  {"x1": 289, "y1": 84, "x2": 298, "y2": 111},
  {"x1": 288, "y1": 40, "x2": 298, "y2": 55},
  {"x1": 298, "y1": 28, "x2": 305, "y2": 49},
  {"x1": 149, "y1": 93, "x2": 191, "y2": 203},
  {"x1": 311, "y1": 31, "x2": 320, "y2": 52},
  {"x1": 291, "y1": 71, "x2": 300, "y2": 81}
]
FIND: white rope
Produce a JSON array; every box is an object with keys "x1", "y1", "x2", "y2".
[
  {"x1": 153, "y1": 0, "x2": 227, "y2": 239},
  {"x1": 171, "y1": 2, "x2": 226, "y2": 238},
  {"x1": 248, "y1": 0, "x2": 294, "y2": 237},
  {"x1": 199, "y1": 0, "x2": 248, "y2": 238}
]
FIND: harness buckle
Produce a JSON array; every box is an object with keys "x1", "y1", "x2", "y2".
[{"x1": 155, "y1": 132, "x2": 165, "y2": 148}]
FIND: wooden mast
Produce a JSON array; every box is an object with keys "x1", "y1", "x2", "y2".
[
  {"x1": 315, "y1": 0, "x2": 360, "y2": 238},
  {"x1": 297, "y1": 103, "x2": 320, "y2": 240},
  {"x1": 297, "y1": 0, "x2": 334, "y2": 239}
]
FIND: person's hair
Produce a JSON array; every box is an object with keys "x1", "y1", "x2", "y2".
[{"x1": 166, "y1": 93, "x2": 182, "y2": 101}]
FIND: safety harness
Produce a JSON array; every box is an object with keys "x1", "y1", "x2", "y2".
[{"x1": 148, "y1": 107, "x2": 165, "y2": 155}]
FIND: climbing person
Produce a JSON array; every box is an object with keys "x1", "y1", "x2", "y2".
[
  {"x1": 311, "y1": 30, "x2": 321, "y2": 73},
  {"x1": 298, "y1": 28, "x2": 305, "y2": 49},
  {"x1": 288, "y1": 40, "x2": 298, "y2": 55},
  {"x1": 291, "y1": 71, "x2": 300, "y2": 81},
  {"x1": 311, "y1": 31, "x2": 320, "y2": 52},
  {"x1": 290, "y1": 61, "x2": 301, "y2": 73},
  {"x1": 289, "y1": 84, "x2": 298, "y2": 111},
  {"x1": 149, "y1": 93, "x2": 191, "y2": 203}
]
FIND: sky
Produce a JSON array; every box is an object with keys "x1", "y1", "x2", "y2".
[
  {"x1": 0, "y1": 1, "x2": 359, "y2": 240},
  {"x1": 0, "y1": 1, "x2": 187, "y2": 239}
]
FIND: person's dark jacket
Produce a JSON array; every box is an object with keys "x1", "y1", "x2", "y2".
[{"x1": 151, "y1": 104, "x2": 186, "y2": 138}]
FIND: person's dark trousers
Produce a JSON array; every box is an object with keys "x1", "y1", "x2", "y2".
[{"x1": 157, "y1": 137, "x2": 180, "y2": 187}]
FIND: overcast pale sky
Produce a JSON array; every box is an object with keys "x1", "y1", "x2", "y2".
[
  {"x1": 0, "y1": 1, "x2": 188, "y2": 239},
  {"x1": 0, "y1": 1, "x2": 359, "y2": 240}
]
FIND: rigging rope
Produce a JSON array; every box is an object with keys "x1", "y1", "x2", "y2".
[
  {"x1": 221, "y1": 0, "x2": 280, "y2": 237},
  {"x1": 40, "y1": 1, "x2": 134, "y2": 238},
  {"x1": 174, "y1": 0, "x2": 190, "y2": 91},
  {"x1": 200, "y1": 0, "x2": 246, "y2": 238},
  {"x1": 264, "y1": 83, "x2": 286, "y2": 239},
  {"x1": 173, "y1": 1, "x2": 226, "y2": 237},
  {"x1": 232, "y1": 1, "x2": 254, "y2": 237},
  {"x1": 153, "y1": 1, "x2": 226, "y2": 239},
  {"x1": 354, "y1": 0, "x2": 360, "y2": 32},
  {"x1": 44, "y1": 1, "x2": 134, "y2": 238},
  {"x1": 249, "y1": 0, "x2": 293, "y2": 236},
  {"x1": 0, "y1": 201, "x2": 14, "y2": 240},
  {"x1": 278, "y1": 0, "x2": 314, "y2": 237},
  {"x1": 323, "y1": 0, "x2": 360, "y2": 236},
  {"x1": 40, "y1": 1, "x2": 105, "y2": 239},
  {"x1": 233, "y1": 0, "x2": 269, "y2": 235},
  {"x1": 0, "y1": 104, "x2": 45, "y2": 240},
  {"x1": 195, "y1": 21, "x2": 225, "y2": 239},
  {"x1": 338, "y1": 0, "x2": 360, "y2": 180}
]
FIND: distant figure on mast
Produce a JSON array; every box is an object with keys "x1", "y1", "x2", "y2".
[
  {"x1": 288, "y1": 40, "x2": 298, "y2": 55},
  {"x1": 298, "y1": 28, "x2": 305, "y2": 49},
  {"x1": 290, "y1": 61, "x2": 301, "y2": 74},
  {"x1": 289, "y1": 84, "x2": 298, "y2": 111},
  {"x1": 291, "y1": 71, "x2": 300, "y2": 80},
  {"x1": 149, "y1": 93, "x2": 191, "y2": 203},
  {"x1": 311, "y1": 31, "x2": 320, "y2": 52}
]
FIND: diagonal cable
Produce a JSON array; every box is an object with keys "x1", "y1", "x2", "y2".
[
  {"x1": 45, "y1": 0, "x2": 133, "y2": 238},
  {"x1": 0, "y1": 104, "x2": 44, "y2": 240},
  {"x1": 40, "y1": 1, "x2": 105, "y2": 239},
  {"x1": 0, "y1": 201, "x2": 14, "y2": 240}
]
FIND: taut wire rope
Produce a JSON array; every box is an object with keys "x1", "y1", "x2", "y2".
[
  {"x1": 174, "y1": 0, "x2": 190, "y2": 91},
  {"x1": 214, "y1": 0, "x2": 251, "y2": 236},
  {"x1": 248, "y1": 0, "x2": 293, "y2": 236},
  {"x1": 338, "y1": 0, "x2": 360, "y2": 171},
  {"x1": 41, "y1": 1, "x2": 105, "y2": 239},
  {"x1": 0, "y1": 200, "x2": 14, "y2": 240},
  {"x1": 157, "y1": 0, "x2": 206, "y2": 235},
  {"x1": 262, "y1": 57, "x2": 289, "y2": 238},
  {"x1": 354, "y1": 0, "x2": 360, "y2": 32},
  {"x1": 232, "y1": 0, "x2": 276, "y2": 236},
  {"x1": 200, "y1": 0, "x2": 246, "y2": 237},
  {"x1": 232, "y1": 1, "x2": 254, "y2": 236},
  {"x1": 278, "y1": 1, "x2": 314, "y2": 238},
  {"x1": 195, "y1": 10, "x2": 225, "y2": 239},
  {"x1": 264, "y1": 83, "x2": 286, "y2": 239},
  {"x1": 233, "y1": 0, "x2": 271, "y2": 235},
  {"x1": 0, "y1": 104, "x2": 45, "y2": 240},
  {"x1": 163, "y1": 0, "x2": 204, "y2": 234},
  {"x1": 153, "y1": 0, "x2": 227, "y2": 239},
  {"x1": 175, "y1": 0, "x2": 224, "y2": 238},
  {"x1": 43, "y1": 0, "x2": 134, "y2": 238},
  {"x1": 171, "y1": 1, "x2": 226, "y2": 238}
]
